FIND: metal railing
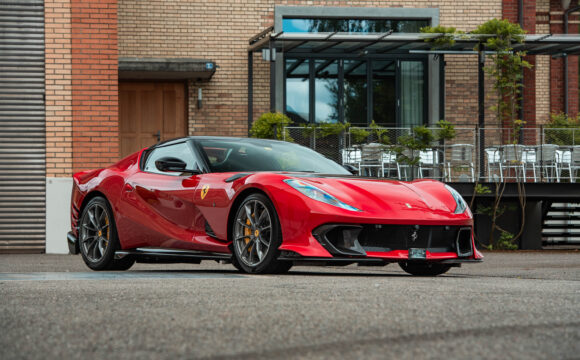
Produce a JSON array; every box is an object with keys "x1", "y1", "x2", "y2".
[{"x1": 283, "y1": 126, "x2": 580, "y2": 182}]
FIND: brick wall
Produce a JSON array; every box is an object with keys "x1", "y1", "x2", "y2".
[
  {"x1": 549, "y1": 0, "x2": 579, "y2": 118},
  {"x1": 71, "y1": 0, "x2": 119, "y2": 173},
  {"x1": 45, "y1": 0, "x2": 73, "y2": 177},
  {"x1": 502, "y1": 0, "x2": 537, "y2": 135},
  {"x1": 118, "y1": 0, "x2": 503, "y2": 136},
  {"x1": 536, "y1": 0, "x2": 551, "y2": 125}
]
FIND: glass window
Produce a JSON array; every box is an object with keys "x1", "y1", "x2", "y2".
[
  {"x1": 315, "y1": 59, "x2": 339, "y2": 123},
  {"x1": 343, "y1": 60, "x2": 367, "y2": 126},
  {"x1": 282, "y1": 18, "x2": 429, "y2": 33},
  {"x1": 286, "y1": 58, "x2": 310, "y2": 124},
  {"x1": 143, "y1": 142, "x2": 199, "y2": 175},
  {"x1": 197, "y1": 138, "x2": 350, "y2": 174},
  {"x1": 400, "y1": 61, "x2": 424, "y2": 127},
  {"x1": 372, "y1": 60, "x2": 396, "y2": 127}
]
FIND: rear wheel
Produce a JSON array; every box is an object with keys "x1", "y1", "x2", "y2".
[
  {"x1": 231, "y1": 193, "x2": 292, "y2": 274},
  {"x1": 399, "y1": 261, "x2": 451, "y2": 276},
  {"x1": 79, "y1": 196, "x2": 135, "y2": 271}
]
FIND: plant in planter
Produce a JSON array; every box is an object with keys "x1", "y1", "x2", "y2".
[
  {"x1": 345, "y1": 122, "x2": 370, "y2": 145},
  {"x1": 370, "y1": 120, "x2": 390, "y2": 145},
  {"x1": 394, "y1": 125, "x2": 435, "y2": 179}
]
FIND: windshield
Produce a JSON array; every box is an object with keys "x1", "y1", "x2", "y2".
[{"x1": 196, "y1": 138, "x2": 350, "y2": 175}]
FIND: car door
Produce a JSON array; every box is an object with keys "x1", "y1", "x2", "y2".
[{"x1": 116, "y1": 140, "x2": 204, "y2": 249}]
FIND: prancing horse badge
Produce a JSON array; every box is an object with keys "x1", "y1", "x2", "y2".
[{"x1": 201, "y1": 185, "x2": 210, "y2": 199}]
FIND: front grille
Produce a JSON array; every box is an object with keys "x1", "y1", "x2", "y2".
[{"x1": 314, "y1": 224, "x2": 472, "y2": 256}]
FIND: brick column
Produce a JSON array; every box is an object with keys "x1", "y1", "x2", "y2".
[
  {"x1": 71, "y1": 0, "x2": 119, "y2": 173},
  {"x1": 45, "y1": 0, "x2": 73, "y2": 177},
  {"x1": 550, "y1": 0, "x2": 579, "y2": 117},
  {"x1": 503, "y1": 0, "x2": 537, "y2": 142}
]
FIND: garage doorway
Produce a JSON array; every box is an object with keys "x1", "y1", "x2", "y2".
[{"x1": 119, "y1": 82, "x2": 187, "y2": 157}]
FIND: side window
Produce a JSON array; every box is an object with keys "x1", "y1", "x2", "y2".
[{"x1": 143, "y1": 142, "x2": 199, "y2": 175}]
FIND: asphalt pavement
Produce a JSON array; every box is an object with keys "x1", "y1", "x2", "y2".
[{"x1": 0, "y1": 252, "x2": 579, "y2": 360}]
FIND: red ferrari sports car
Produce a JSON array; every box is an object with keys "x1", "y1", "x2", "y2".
[{"x1": 68, "y1": 136, "x2": 482, "y2": 275}]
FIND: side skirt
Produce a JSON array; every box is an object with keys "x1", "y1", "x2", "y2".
[{"x1": 115, "y1": 248, "x2": 232, "y2": 264}]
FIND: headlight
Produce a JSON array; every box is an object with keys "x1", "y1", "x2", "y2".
[
  {"x1": 445, "y1": 184, "x2": 468, "y2": 214},
  {"x1": 284, "y1": 179, "x2": 361, "y2": 212}
]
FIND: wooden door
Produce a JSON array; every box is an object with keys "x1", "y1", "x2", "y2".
[{"x1": 119, "y1": 82, "x2": 186, "y2": 157}]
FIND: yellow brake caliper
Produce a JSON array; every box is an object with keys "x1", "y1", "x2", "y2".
[
  {"x1": 244, "y1": 217, "x2": 252, "y2": 253},
  {"x1": 103, "y1": 216, "x2": 109, "y2": 246}
]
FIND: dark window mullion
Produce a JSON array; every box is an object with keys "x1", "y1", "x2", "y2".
[
  {"x1": 396, "y1": 59, "x2": 401, "y2": 127},
  {"x1": 366, "y1": 58, "x2": 372, "y2": 125},
  {"x1": 309, "y1": 59, "x2": 315, "y2": 123},
  {"x1": 423, "y1": 58, "x2": 428, "y2": 125},
  {"x1": 338, "y1": 59, "x2": 344, "y2": 123}
]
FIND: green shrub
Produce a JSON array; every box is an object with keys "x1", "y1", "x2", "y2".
[
  {"x1": 435, "y1": 120, "x2": 456, "y2": 142},
  {"x1": 544, "y1": 112, "x2": 580, "y2": 145},
  {"x1": 250, "y1": 112, "x2": 293, "y2": 140}
]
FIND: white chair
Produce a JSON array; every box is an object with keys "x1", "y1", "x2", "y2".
[
  {"x1": 359, "y1": 143, "x2": 384, "y2": 177},
  {"x1": 341, "y1": 148, "x2": 361, "y2": 174},
  {"x1": 522, "y1": 146, "x2": 538, "y2": 182},
  {"x1": 418, "y1": 148, "x2": 444, "y2": 180},
  {"x1": 382, "y1": 147, "x2": 401, "y2": 179},
  {"x1": 569, "y1": 146, "x2": 580, "y2": 182},
  {"x1": 557, "y1": 148, "x2": 572, "y2": 182},
  {"x1": 447, "y1": 144, "x2": 475, "y2": 182},
  {"x1": 502, "y1": 144, "x2": 526, "y2": 182},
  {"x1": 485, "y1": 147, "x2": 503, "y2": 181},
  {"x1": 535, "y1": 144, "x2": 560, "y2": 182}
]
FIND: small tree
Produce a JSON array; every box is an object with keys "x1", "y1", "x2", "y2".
[{"x1": 394, "y1": 125, "x2": 435, "y2": 180}]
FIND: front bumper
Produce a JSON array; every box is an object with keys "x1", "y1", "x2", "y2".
[
  {"x1": 67, "y1": 231, "x2": 79, "y2": 254},
  {"x1": 279, "y1": 222, "x2": 482, "y2": 263}
]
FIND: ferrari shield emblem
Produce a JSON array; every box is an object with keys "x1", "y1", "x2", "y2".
[{"x1": 201, "y1": 185, "x2": 210, "y2": 199}]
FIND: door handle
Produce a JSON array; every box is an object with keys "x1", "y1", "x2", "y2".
[{"x1": 153, "y1": 130, "x2": 160, "y2": 142}]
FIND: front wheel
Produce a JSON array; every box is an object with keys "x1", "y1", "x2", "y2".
[
  {"x1": 78, "y1": 196, "x2": 135, "y2": 271},
  {"x1": 399, "y1": 261, "x2": 451, "y2": 276},
  {"x1": 231, "y1": 193, "x2": 291, "y2": 274}
]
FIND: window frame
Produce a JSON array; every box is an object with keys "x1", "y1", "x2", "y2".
[
  {"x1": 284, "y1": 54, "x2": 428, "y2": 126},
  {"x1": 140, "y1": 140, "x2": 207, "y2": 176}
]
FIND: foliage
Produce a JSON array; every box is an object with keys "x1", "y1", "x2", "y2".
[
  {"x1": 491, "y1": 231, "x2": 518, "y2": 250},
  {"x1": 250, "y1": 112, "x2": 293, "y2": 141},
  {"x1": 471, "y1": 18, "x2": 525, "y2": 50},
  {"x1": 317, "y1": 122, "x2": 346, "y2": 138},
  {"x1": 472, "y1": 19, "x2": 531, "y2": 132},
  {"x1": 420, "y1": 25, "x2": 464, "y2": 48},
  {"x1": 345, "y1": 122, "x2": 370, "y2": 144},
  {"x1": 394, "y1": 125, "x2": 435, "y2": 168},
  {"x1": 435, "y1": 120, "x2": 456, "y2": 142},
  {"x1": 474, "y1": 184, "x2": 492, "y2": 195},
  {"x1": 544, "y1": 112, "x2": 580, "y2": 145},
  {"x1": 370, "y1": 120, "x2": 390, "y2": 145}
]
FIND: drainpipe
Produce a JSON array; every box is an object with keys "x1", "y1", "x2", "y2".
[
  {"x1": 518, "y1": 0, "x2": 524, "y2": 144},
  {"x1": 564, "y1": 5, "x2": 580, "y2": 115}
]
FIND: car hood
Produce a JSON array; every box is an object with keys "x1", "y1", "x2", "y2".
[{"x1": 281, "y1": 174, "x2": 458, "y2": 217}]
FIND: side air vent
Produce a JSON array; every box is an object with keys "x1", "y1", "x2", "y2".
[{"x1": 205, "y1": 220, "x2": 217, "y2": 238}]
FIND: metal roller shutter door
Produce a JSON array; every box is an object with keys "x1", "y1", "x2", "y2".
[{"x1": 0, "y1": 0, "x2": 45, "y2": 253}]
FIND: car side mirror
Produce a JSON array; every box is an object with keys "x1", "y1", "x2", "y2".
[
  {"x1": 343, "y1": 164, "x2": 359, "y2": 175},
  {"x1": 155, "y1": 157, "x2": 187, "y2": 172}
]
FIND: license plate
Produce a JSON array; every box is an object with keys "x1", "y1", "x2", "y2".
[{"x1": 408, "y1": 248, "x2": 426, "y2": 259}]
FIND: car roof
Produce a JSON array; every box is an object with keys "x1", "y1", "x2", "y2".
[{"x1": 148, "y1": 136, "x2": 286, "y2": 149}]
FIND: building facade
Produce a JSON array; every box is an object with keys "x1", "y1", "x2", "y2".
[{"x1": 0, "y1": 0, "x2": 578, "y2": 252}]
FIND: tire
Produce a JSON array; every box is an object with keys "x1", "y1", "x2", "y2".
[
  {"x1": 231, "y1": 193, "x2": 291, "y2": 274},
  {"x1": 399, "y1": 261, "x2": 451, "y2": 276},
  {"x1": 78, "y1": 196, "x2": 135, "y2": 271}
]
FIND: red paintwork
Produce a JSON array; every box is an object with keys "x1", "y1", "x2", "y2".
[{"x1": 70, "y1": 147, "x2": 482, "y2": 262}]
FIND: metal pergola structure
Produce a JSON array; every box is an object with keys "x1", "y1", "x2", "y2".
[{"x1": 247, "y1": 30, "x2": 580, "y2": 178}]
